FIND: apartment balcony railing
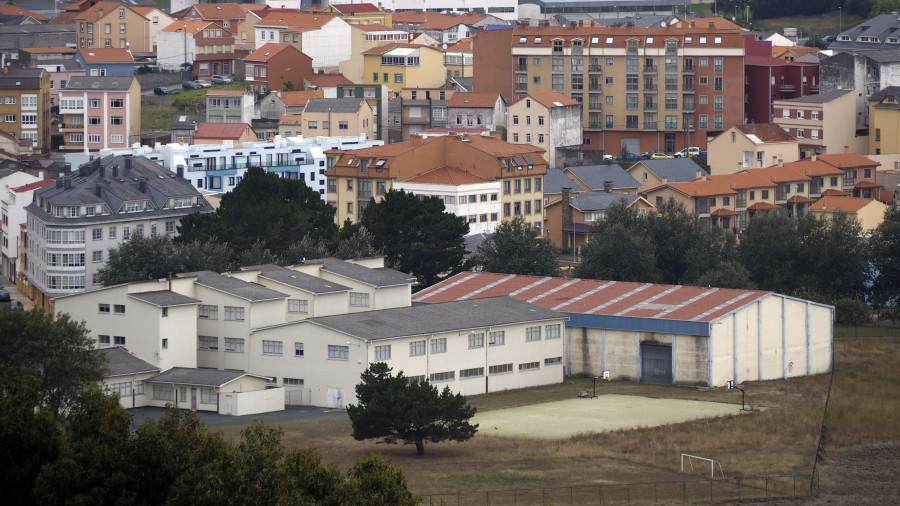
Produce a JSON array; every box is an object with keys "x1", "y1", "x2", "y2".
[
  {"x1": 683, "y1": 65, "x2": 695, "y2": 74},
  {"x1": 588, "y1": 121, "x2": 601, "y2": 129},
  {"x1": 643, "y1": 65, "x2": 658, "y2": 74},
  {"x1": 515, "y1": 83, "x2": 528, "y2": 91},
  {"x1": 778, "y1": 84, "x2": 797, "y2": 92},
  {"x1": 643, "y1": 85, "x2": 657, "y2": 92},
  {"x1": 588, "y1": 65, "x2": 602, "y2": 72},
  {"x1": 588, "y1": 102, "x2": 602, "y2": 111},
  {"x1": 515, "y1": 64, "x2": 527, "y2": 72},
  {"x1": 736, "y1": 196, "x2": 747, "y2": 208}
]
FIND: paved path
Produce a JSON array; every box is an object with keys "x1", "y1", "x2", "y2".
[{"x1": 1, "y1": 277, "x2": 35, "y2": 311}]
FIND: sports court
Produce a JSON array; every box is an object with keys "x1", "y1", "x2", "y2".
[{"x1": 473, "y1": 395, "x2": 744, "y2": 439}]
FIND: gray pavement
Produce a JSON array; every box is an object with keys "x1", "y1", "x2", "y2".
[
  {"x1": 128, "y1": 405, "x2": 349, "y2": 429},
  {"x1": 0, "y1": 277, "x2": 36, "y2": 311}
]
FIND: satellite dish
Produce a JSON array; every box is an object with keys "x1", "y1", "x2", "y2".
[{"x1": 661, "y1": 21, "x2": 667, "y2": 27}]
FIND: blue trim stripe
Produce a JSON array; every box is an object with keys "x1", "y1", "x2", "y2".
[{"x1": 565, "y1": 313, "x2": 711, "y2": 336}]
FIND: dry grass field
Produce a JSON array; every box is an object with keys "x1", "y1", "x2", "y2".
[{"x1": 214, "y1": 336, "x2": 900, "y2": 503}]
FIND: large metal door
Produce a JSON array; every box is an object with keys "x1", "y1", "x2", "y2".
[
  {"x1": 621, "y1": 138, "x2": 640, "y2": 157},
  {"x1": 641, "y1": 344, "x2": 672, "y2": 384}
]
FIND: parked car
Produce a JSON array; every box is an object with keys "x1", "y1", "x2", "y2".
[
  {"x1": 210, "y1": 75, "x2": 233, "y2": 85},
  {"x1": 617, "y1": 153, "x2": 641, "y2": 162},
  {"x1": 194, "y1": 80, "x2": 212, "y2": 88},
  {"x1": 153, "y1": 86, "x2": 178, "y2": 95},
  {"x1": 8, "y1": 300, "x2": 23, "y2": 310},
  {"x1": 674, "y1": 147, "x2": 699, "y2": 158},
  {"x1": 649, "y1": 151, "x2": 674, "y2": 159},
  {"x1": 0, "y1": 289, "x2": 10, "y2": 302},
  {"x1": 182, "y1": 81, "x2": 202, "y2": 90},
  {"x1": 602, "y1": 154, "x2": 615, "y2": 163}
]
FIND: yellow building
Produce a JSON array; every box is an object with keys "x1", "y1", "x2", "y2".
[
  {"x1": 317, "y1": 3, "x2": 392, "y2": 26},
  {"x1": 300, "y1": 98, "x2": 375, "y2": 139},
  {"x1": 443, "y1": 38, "x2": 474, "y2": 80},
  {"x1": 808, "y1": 196, "x2": 889, "y2": 232},
  {"x1": 363, "y1": 43, "x2": 447, "y2": 94},
  {"x1": 0, "y1": 67, "x2": 51, "y2": 153},
  {"x1": 75, "y1": 1, "x2": 157, "y2": 52},
  {"x1": 868, "y1": 87, "x2": 900, "y2": 155}
]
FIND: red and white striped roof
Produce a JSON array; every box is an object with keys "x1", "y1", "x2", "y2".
[{"x1": 413, "y1": 272, "x2": 770, "y2": 323}]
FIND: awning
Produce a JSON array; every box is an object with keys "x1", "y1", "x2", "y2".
[
  {"x1": 854, "y1": 180, "x2": 881, "y2": 188},
  {"x1": 747, "y1": 202, "x2": 779, "y2": 211},
  {"x1": 786, "y1": 195, "x2": 816, "y2": 204},
  {"x1": 820, "y1": 189, "x2": 849, "y2": 196},
  {"x1": 710, "y1": 208, "x2": 740, "y2": 216}
]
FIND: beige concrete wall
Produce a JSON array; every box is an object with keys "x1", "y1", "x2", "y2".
[
  {"x1": 230, "y1": 387, "x2": 285, "y2": 416},
  {"x1": 157, "y1": 303, "x2": 198, "y2": 370},
  {"x1": 373, "y1": 284, "x2": 412, "y2": 310},
  {"x1": 673, "y1": 334, "x2": 708, "y2": 384},
  {"x1": 102, "y1": 371, "x2": 157, "y2": 409}
]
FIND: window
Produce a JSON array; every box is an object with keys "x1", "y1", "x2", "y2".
[
  {"x1": 92, "y1": 250, "x2": 102, "y2": 263},
  {"x1": 198, "y1": 305, "x2": 218, "y2": 319},
  {"x1": 114, "y1": 336, "x2": 125, "y2": 345},
  {"x1": 114, "y1": 304, "x2": 125, "y2": 314},
  {"x1": 288, "y1": 299, "x2": 308, "y2": 314},
  {"x1": 545, "y1": 324, "x2": 561, "y2": 339},
  {"x1": 283, "y1": 377, "x2": 304, "y2": 387},
  {"x1": 225, "y1": 338, "x2": 245, "y2": 353},
  {"x1": 262, "y1": 340, "x2": 283, "y2": 355},
  {"x1": 429, "y1": 371, "x2": 454, "y2": 382},
  {"x1": 98, "y1": 334, "x2": 111, "y2": 346},
  {"x1": 431, "y1": 338, "x2": 447, "y2": 354},
  {"x1": 797, "y1": 110, "x2": 804, "y2": 119},
  {"x1": 519, "y1": 361, "x2": 540, "y2": 371},
  {"x1": 545, "y1": 357, "x2": 563, "y2": 366},
  {"x1": 349, "y1": 292, "x2": 369, "y2": 307},
  {"x1": 468, "y1": 332, "x2": 484, "y2": 349},
  {"x1": 488, "y1": 330, "x2": 505, "y2": 346},
  {"x1": 21, "y1": 114, "x2": 37, "y2": 127},
  {"x1": 110, "y1": 99, "x2": 123, "y2": 108},
  {"x1": 409, "y1": 340, "x2": 426, "y2": 356},
  {"x1": 489, "y1": 363, "x2": 513, "y2": 375},
  {"x1": 224, "y1": 306, "x2": 244, "y2": 321},
  {"x1": 339, "y1": 121, "x2": 348, "y2": 130},
  {"x1": 460, "y1": 367, "x2": 484, "y2": 379},
  {"x1": 199, "y1": 336, "x2": 218, "y2": 350},
  {"x1": 526, "y1": 326, "x2": 541, "y2": 342},
  {"x1": 88, "y1": 134, "x2": 101, "y2": 144},
  {"x1": 374, "y1": 344, "x2": 391, "y2": 361},
  {"x1": 328, "y1": 345, "x2": 349, "y2": 360},
  {"x1": 110, "y1": 116, "x2": 123, "y2": 125},
  {"x1": 106, "y1": 381, "x2": 131, "y2": 397},
  {"x1": 152, "y1": 385, "x2": 174, "y2": 401},
  {"x1": 88, "y1": 99, "x2": 100, "y2": 108},
  {"x1": 99, "y1": 303, "x2": 110, "y2": 313},
  {"x1": 394, "y1": 73, "x2": 403, "y2": 83}
]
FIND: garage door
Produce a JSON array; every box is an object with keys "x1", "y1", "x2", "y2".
[
  {"x1": 621, "y1": 138, "x2": 640, "y2": 157},
  {"x1": 641, "y1": 344, "x2": 672, "y2": 384}
]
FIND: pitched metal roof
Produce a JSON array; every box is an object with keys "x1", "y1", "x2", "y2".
[
  {"x1": 307, "y1": 296, "x2": 564, "y2": 341},
  {"x1": 100, "y1": 346, "x2": 159, "y2": 377},
  {"x1": 0, "y1": 67, "x2": 44, "y2": 88},
  {"x1": 413, "y1": 272, "x2": 772, "y2": 326},
  {"x1": 148, "y1": 367, "x2": 265, "y2": 387},
  {"x1": 128, "y1": 290, "x2": 202, "y2": 307},
  {"x1": 635, "y1": 159, "x2": 708, "y2": 183},
  {"x1": 178, "y1": 270, "x2": 288, "y2": 302},
  {"x1": 570, "y1": 192, "x2": 641, "y2": 211},
  {"x1": 303, "y1": 98, "x2": 363, "y2": 113},
  {"x1": 778, "y1": 89, "x2": 853, "y2": 104},
  {"x1": 307, "y1": 258, "x2": 414, "y2": 287},
  {"x1": 542, "y1": 168, "x2": 577, "y2": 194},
  {"x1": 565, "y1": 164, "x2": 641, "y2": 190},
  {"x1": 64, "y1": 75, "x2": 136, "y2": 91},
  {"x1": 241, "y1": 264, "x2": 352, "y2": 294}
]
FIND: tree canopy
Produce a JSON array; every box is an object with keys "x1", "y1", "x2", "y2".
[
  {"x1": 868, "y1": 207, "x2": 900, "y2": 308},
  {"x1": 360, "y1": 190, "x2": 468, "y2": 287},
  {"x1": 471, "y1": 216, "x2": 558, "y2": 276},
  {"x1": 347, "y1": 363, "x2": 478, "y2": 456}
]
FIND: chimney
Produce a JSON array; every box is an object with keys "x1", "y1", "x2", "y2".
[
  {"x1": 100, "y1": 166, "x2": 105, "y2": 178},
  {"x1": 124, "y1": 157, "x2": 132, "y2": 169},
  {"x1": 778, "y1": 159, "x2": 784, "y2": 167},
  {"x1": 112, "y1": 165, "x2": 118, "y2": 178},
  {"x1": 709, "y1": 22, "x2": 716, "y2": 29},
  {"x1": 561, "y1": 187, "x2": 573, "y2": 250},
  {"x1": 95, "y1": 185, "x2": 102, "y2": 197},
  {"x1": 139, "y1": 180, "x2": 146, "y2": 193},
  {"x1": 63, "y1": 163, "x2": 71, "y2": 174},
  {"x1": 843, "y1": 145, "x2": 849, "y2": 153},
  {"x1": 603, "y1": 180, "x2": 614, "y2": 193},
  {"x1": 661, "y1": 176, "x2": 668, "y2": 184},
  {"x1": 578, "y1": 20, "x2": 583, "y2": 27},
  {"x1": 696, "y1": 169, "x2": 702, "y2": 179},
  {"x1": 55, "y1": 178, "x2": 63, "y2": 188},
  {"x1": 63, "y1": 178, "x2": 71, "y2": 190},
  {"x1": 176, "y1": 165, "x2": 184, "y2": 178},
  {"x1": 811, "y1": 155, "x2": 817, "y2": 162}
]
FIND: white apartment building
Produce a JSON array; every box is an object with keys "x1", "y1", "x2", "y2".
[
  {"x1": 1, "y1": 173, "x2": 50, "y2": 281},
  {"x1": 253, "y1": 13, "x2": 352, "y2": 71},
  {"x1": 393, "y1": 173, "x2": 501, "y2": 235}
]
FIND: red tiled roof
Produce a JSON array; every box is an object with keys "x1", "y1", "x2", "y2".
[
  {"x1": 734, "y1": 123, "x2": 797, "y2": 143},
  {"x1": 820, "y1": 189, "x2": 849, "y2": 196},
  {"x1": 854, "y1": 180, "x2": 882, "y2": 188},
  {"x1": 11, "y1": 179, "x2": 54, "y2": 193},
  {"x1": 747, "y1": 202, "x2": 779, "y2": 211},
  {"x1": 509, "y1": 25, "x2": 746, "y2": 50},
  {"x1": 278, "y1": 115, "x2": 303, "y2": 125},
  {"x1": 413, "y1": 272, "x2": 771, "y2": 323},
  {"x1": 810, "y1": 153, "x2": 880, "y2": 169},
  {"x1": 21, "y1": 47, "x2": 77, "y2": 54},
  {"x1": 77, "y1": 2, "x2": 134, "y2": 22},
  {"x1": 305, "y1": 73, "x2": 353, "y2": 87},
  {"x1": 78, "y1": 48, "x2": 134, "y2": 63},
  {"x1": 245, "y1": 43, "x2": 297, "y2": 62},
  {"x1": 787, "y1": 195, "x2": 816, "y2": 204},
  {"x1": 0, "y1": 5, "x2": 49, "y2": 21},
  {"x1": 281, "y1": 89, "x2": 324, "y2": 106},
  {"x1": 161, "y1": 20, "x2": 214, "y2": 33},
  {"x1": 188, "y1": 3, "x2": 256, "y2": 20},
  {"x1": 49, "y1": 10, "x2": 78, "y2": 24},
  {"x1": 710, "y1": 208, "x2": 740, "y2": 216},
  {"x1": 193, "y1": 122, "x2": 253, "y2": 139},
  {"x1": 675, "y1": 16, "x2": 743, "y2": 30},
  {"x1": 402, "y1": 166, "x2": 491, "y2": 185},
  {"x1": 520, "y1": 92, "x2": 578, "y2": 108},
  {"x1": 447, "y1": 92, "x2": 501, "y2": 109},
  {"x1": 809, "y1": 196, "x2": 881, "y2": 213},
  {"x1": 257, "y1": 12, "x2": 334, "y2": 28},
  {"x1": 330, "y1": 3, "x2": 382, "y2": 14}
]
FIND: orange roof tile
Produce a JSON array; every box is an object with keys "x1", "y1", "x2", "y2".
[
  {"x1": 809, "y1": 196, "x2": 881, "y2": 213},
  {"x1": 787, "y1": 195, "x2": 816, "y2": 204},
  {"x1": 189, "y1": 3, "x2": 255, "y2": 20},
  {"x1": 161, "y1": 20, "x2": 214, "y2": 33},
  {"x1": 49, "y1": 11, "x2": 78, "y2": 24},
  {"x1": 130, "y1": 5, "x2": 156, "y2": 17},
  {"x1": 77, "y1": 2, "x2": 134, "y2": 22},
  {"x1": 402, "y1": 166, "x2": 491, "y2": 185},
  {"x1": 245, "y1": 43, "x2": 296, "y2": 62},
  {"x1": 747, "y1": 202, "x2": 779, "y2": 211},
  {"x1": 193, "y1": 122, "x2": 253, "y2": 139},
  {"x1": 678, "y1": 16, "x2": 743, "y2": 30},
  {"x1": 257, "y1": 12, "x2": 334, "y2": 28},
  {"x1": 810, "y1": 153, "x2": 880, "y2": 169},
  {"x1": 821, "y1": 189, "x2": 849, "y2": 196},
  {"x1": 280, "y1": 89, "x2": 324, "y2": 106},
  {"x1": 520, "y1": 92, "x2": 579, "y2": 108},
  {"x1": 306, "y1": 73, "x2": 353, "y2": 87},
  {"x1": 447, "y1": 92, "x2": 501, "y2": 109},
  {"x1": 445, "y1": 37, "x2": 474, "y2": 53},
  {"x1": 206, "y1": 89, "x2": 246, "y2": 96},
  {"x1": 278, "y1": 115, "x2": 303, "y2": 125},
  {"x1": 779, "y1": 160, "x2": 844, "y2": 176},
  {"x1": 21, "y1": 47, "x2": 77, "y2": 54},
  {"x1": 0, "y1": 5, "x2": 49, "y2": 21},
  {"x1": 509, "y1": 25, "x2": 746, "y2": 50},
  {"x1": 735, "y1": 123, "x2": 797, "y2": 143},
  {"x1": 78, "y1": 48, "x2": 134, "y2": 64}
]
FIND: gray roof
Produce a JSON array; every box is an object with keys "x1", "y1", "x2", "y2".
[
  {"x1": 171, "y1": 115, "x2": 204, "y2": 129},
  {"x1": 543, "y1": 168, "x2": 577, "y2": 194},
  {"x1": 35, "y1": 58, "x2": 85, "y2": 71},
  {"x1": 464, "y1": 232, "x2": 491, "y2": 258},
  {"x1": 829, "y1": 14, "x2": 900, "y2": 51},
  {"x1": 179, "y1": 270, "x2": 288, "y2": 301},
  {"x1": 303, "y1": 98, "x2": 364, "y2": 113},
  {"x1": 571, "y1": 192, "x2": 641, "y2": 212},
  {"x1": 64, "y1": 75, "x2": 136, "y2": 91},
  {"x1": 148, "y1": 367, "x2": 261, "y2": 388},
  {"x1": 635, "y1": 158, "x2": 707, "y2": 183},
  {"x1": 242, "y1": 263, "x2": 351, "y2": 294},
  {"x1": 870, "y1": 86, "x2": 900, "y2": 102},
  {"x1": 100, "y1": 347, "x2": 159, "y2": 377},
  {"x1": 452, "y1": 77, "x2": 473, "y2": 92},
  {"x1": 860, "y1": 49, "x2": 900, "y2": 63},
  {"x1": 128, "y1": 290, "x2": 202, "y2": 307},
  {"x1": 0, "y1": 67, "x2": 44, "y2": 88},
  {"x1": 310, "y1": 258, "x2": 414, "y2": 287},
  {"x1": 308, "y1": 296, "x2": 564, "y2": 341},
  {"x1": 29, "y1": 155, "x2": 210, "y2": 226},
  {"x1": 565, "y1": 164, "x2": 641, "y2": 190},
  {"x1": 779, "y1": 89, "x2": 853, "y2": 104}
]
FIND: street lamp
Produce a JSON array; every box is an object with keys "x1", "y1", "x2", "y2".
[{"x1": 839, "y1": 6, "x2": 842, "y2": 35}]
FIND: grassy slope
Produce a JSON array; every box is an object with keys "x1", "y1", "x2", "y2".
[
  {"x1": 209, "y1": 336, "x2": 899, "y2": 502},
  {"x1": 141, "y1": 81, "x2": 249, "y2": 132}
]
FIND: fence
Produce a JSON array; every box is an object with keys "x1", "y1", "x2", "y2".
[{"x1": 423, "y1": 474, "x2": 807, "y2": 505}]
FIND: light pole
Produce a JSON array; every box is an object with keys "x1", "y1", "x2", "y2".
[{"x1": 839, "y1": 6, "x2": 842, "y2": 35}]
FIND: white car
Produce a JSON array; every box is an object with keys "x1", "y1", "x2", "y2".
[
  {"x1": 211, "y1": 75, "x2": 233, "y2": 85},
  {"x1": 674, "y1": 147, "x2": 701, "y2": 158}
]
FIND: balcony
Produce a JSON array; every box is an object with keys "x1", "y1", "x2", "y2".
[
  {"x1": 810, "y1": 183, "x2": 822, "y2": 195},
  {"x1": 696, "y1": 201, "x2": 710, "y2": 214},
  {"x1": 643, "y1": 85, "x2": 657, "y2": 92},
  {"x1": 515, "y1": 64, "x2": 527, "y2": 72},
  {"x1": 736, "y1": 196, "x2": 747, "y2": 208},
  {"x1": 59, "y1": 124, "x2": 84, "y2": 133},
  {"x1": 588, "y1": 102, "x2": 602, "y2": 111},
  {"x1": 643, "y1": 103, "x2": 657, "y2": 112},
  {"x1": 778, "y1": 84, "x2": 797, "y2": 92},
  {"x1": 809, "y1": 84, "x2": 820, "y2": 93},
  {"x1": 588, "y1": 84, "x2": 601, "y2": 91},
  {"x1": 682, "y1": 65, "x2": 695, "y2": 75},
  {"x1": 682, "y1": 86, "x2": 695, "y2": 93},
  {"x1": 515, "y1": 82, "x2": 528, "y2": 91},
  {"x1": 682, "y1": 103, "x2": 695, "y2": 112},
  {"x1": 643, "y1": 65, "x2": 658, "y2": 74},
  {"x1": 588, "y1": 121, "x2": 601, "y2": 129},
  {"x1": 588, "y1": 65, "x2": 602, "y2": 73},
  {"x1": 776, "y1": 190, "x2": 789, "y2": 201}
]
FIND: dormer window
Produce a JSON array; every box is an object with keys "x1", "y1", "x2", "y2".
[{"x1": 172, "y1": 197, "x2": 193, "y2": 208}]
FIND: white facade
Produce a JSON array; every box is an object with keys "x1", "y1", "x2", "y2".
[
  {"x1": 392, "y1": 180, "x2": 501, "y2": 235},
  {"x1": 254, "y1": 17, "x2": 352, "y2": 71},
  {"x1": 378, "y1": 0, "x2": 519, "y2": 21},
  {"x1": 157, "y1": 29, "x2": 197, "y2": 71},
  {"x1": 99, "y1": 135, "x2": 384, "y2": 198}
]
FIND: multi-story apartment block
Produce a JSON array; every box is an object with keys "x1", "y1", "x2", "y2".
[
  {"x1": 869, "y1": 86, "x2": 900, "y2": 155},
  {"x1": 0, "y1": 67, "x2": 51, "y2": 153},
  {"x1": 100, "y1": 134, "x2": 384, "y2": 196},
  {"x1": 25, "y1": 156, "x2": 212, "y2": 308},
  {"x1": 773, "y1": 89, "x2": 862, "y2": 157},
  {"x1": 447, "y1": 92, "x2": 506, "y2": 133},
  {"x1": 206, "y1": 89, "x2": 254, "y2": 124},
  {"x1": 398, "y1": 86, "x2": 456, "y2": 140},
  {"x1": 340, "y1": 23, "x2": 410, "y2": 84},
  {"x1": 74, "y1": 1, "x2": 156, "y2": 52},
  {"x1": 507, "y1": 92, "x2": 582, "y2": 168},
  {"x1": 31, "y1": 59, "x2": 85, "y2": 107},
  {"x1": 244, "y1": 43, "x2": 313, "y2": 94},
  {"x1": 1, "y1": 176, "x2": 52, "y2": 282},
  {"x1": 392, "y1": 10, "x2": 510, "y2": 41},
  {"x1": 363, "y1": 43, "x2": 449, "y2": 94},
  {"x1": 475, "y1": 25, "x2": 746, "y2": 155},
  {"x1": 300, "y1": 98, "x2": 376, "y2": 138},
  {"x1": 254, "y1": 12, "x2": 351, "y2": 72},
  {"x1": 324, "y1": 134, "x2": 547, "y2": 231},
  {"x1": 443, "y1": 37, "x2": 475, "y2": 80},
  {"x1": 179, "y1": 2, "x2": 248, "y2": 34},
  {"x1": 158, "y1": 21, "x2": 235, "y2": 74},
  {"x1": 58, "y1": 76, "x2": 140, "y2": 154},
  {"x1": 744, "y1": 35, "x2": 820, "y2": 124},
  {"x1": 130, "y1": 4, "x2": 172, "y2": 52}
]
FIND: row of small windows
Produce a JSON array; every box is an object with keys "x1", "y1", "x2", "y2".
[
  {"x1": 428, "y1": 358, "x2": 563, "y2": 382},
  {"x1": 517, "y1": 35, "x2": 724, "y2": 47}
]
